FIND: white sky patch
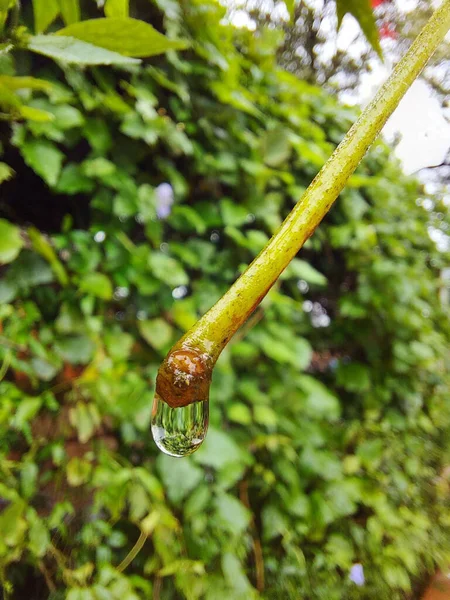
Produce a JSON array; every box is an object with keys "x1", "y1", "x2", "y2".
[{"x1": 226, "y1": 0, "x2": 450, "y2": 175}]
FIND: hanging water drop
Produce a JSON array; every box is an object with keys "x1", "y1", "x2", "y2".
[{"x1": 151, "y1": 393, "x2": 209, "y2": 457}]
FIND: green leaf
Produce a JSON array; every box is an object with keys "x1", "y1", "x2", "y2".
[
  {"x1": 0, "y1": 161, "x2": 14, "y2": 184},
  {"x1": 56, "y1": 18, "x2": 187, "y2": 58},
  {"x1": 32, "y1": 0, "x2": 60, "y2": 33},
  {"x1": 138, "y1": 318, "x2": 173, "y2": 350},
  {"x1": 282, "y1": 258, "x2": 327, "y2": 285},
  {"x1": 261, "y1": 126, "x2": 292, "y2": 167},
  {"x1": 260, "y1": 334, "x2": 312, "y2": 370},
  {"x1": 79, "y1": 273, "x2": 113, "y2": 300},
  {"x1": 69, "y1": 403, "x2": 100, "y2": 443},
  {"x1": 20, "y1": 462, "x2": 38, "y2": 499},
  {"x1": 13, "y1": 398, "x2": 42, "y2": 431},
  {"x1": 298, "y1": 375, "x2": 341, "y2": 420},
  {"x1": 30, "y1": 357, "x2": 59, "y2": 381},
  {"x1": 284, "y1": 0, "x2": 296, "y2": 22},
  {"x1": 28, "y1": 512, "x2": 50, "y2": 557},
  {"x1": 0, "y1": 219, "x2": 23, "y2": 264},
  {"x1": 104, "y1": 328, "x2": 133, "y2": 361},
  {"x1": 27, "y1": 35, "x2": 140, "y2": 66},
  {"x1": 28, "y1": 226, "x2": 69, "y2": 286},
  {"x1": 7, "y1": 251, "x2": 54, "y2": 288},
  {"x1": 21, "y1": 139, "x2": 63, "y2": 186},
  {"x1": 0, "y1": 75, "x2": 53, "y2": 92},
  {"x1": 67, "y1": 457, "x2": 92, "y2": 487},
  {"x1": 220, "y1": 198, "x2": 248, "y2": 227},
  {"x1": 194, "y1": 428, "x2": 253, "y2": 471},
  {"x1": 336, "y1": 362, "x2": 371, "y2": 392},
  {"x1": 0, "y1": 279, "x2": 17, "y2": 303},
  {"x1": 19, "y1": 105, "x2": 55, "y2": 122},
  {"x1": 222, "y1": 553, "x2": 253, "y2": 595},
  {"x1": 148, "y1": 253, "x2": 188, "y2": 287},
  {"x1": 54, "y1": 335, "x2": 95, "y2": 364},
  {"x1": 214, "y1": 493, "x2": 251, "y2": 535},
  {"x1": 105, "y1": 0, "x2": 129, "y2": 18},
  {"x1": 58, "y1": 0, "x2": 80, "y2": 25},
  {"x1": 336, "y1": 0, "x2": 381, "y2": 57},
  {"x1": 157, "y1": 454, "x2": 203, "y2": 505},
  {"x1": 0, "y1": 502, "x2": 27, "y2": 546}
]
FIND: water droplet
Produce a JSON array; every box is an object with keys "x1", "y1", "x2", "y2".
[
  {"x1": 172, "y1": 285, "x2": 187, "y2": 299},
  {"x1": 151, "y1": 393, "x2": 209, "y2": 457},
  {"x1": 210, "y1": 231, "x2": 220, "y2": 242},
  {"x1": 303, "y1": 300, "x2": 313, "y2": 312},
  {"x1": 94, "y1": 231, "x2": 106, "y2": 243},
  {"x1": 297, "y1": 279, "x2": 309, "y2": 293}
]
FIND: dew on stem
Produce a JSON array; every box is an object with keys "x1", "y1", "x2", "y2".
[{"x1": 151, "y1": 393, "x2": 209, "y2": 457}]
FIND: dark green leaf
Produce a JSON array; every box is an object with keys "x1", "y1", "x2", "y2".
[
  {"x1": 336, "y1": 0, "x2": 381, "y2": 57},
  {"x1": 21, "y1": 139, "x2": 63, "y2": 186}
]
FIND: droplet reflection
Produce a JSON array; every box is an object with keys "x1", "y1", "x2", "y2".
[{"x1": 151, "y1": 393, "x2": 209, "y2": 457}]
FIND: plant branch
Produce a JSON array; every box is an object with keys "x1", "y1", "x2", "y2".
[{"x1": 156, "y1": 0, "x2": 450, "y2": 408}]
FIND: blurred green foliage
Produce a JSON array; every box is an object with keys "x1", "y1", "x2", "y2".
[{"x1": 0, "y1": 1, "x2": 449, "y2": 599}]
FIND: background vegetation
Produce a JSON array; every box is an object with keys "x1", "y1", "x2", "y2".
[{"x1": 0, "y1": 1, "x2": 449, "y2": 599}]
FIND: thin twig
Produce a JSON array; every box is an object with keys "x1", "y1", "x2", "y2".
[
  {"x1": 239, "y1": 479, "x2": 265, "y2": 592},
  {"x1": 38, "y1": 561, "x2": 57, "y2": 593},
  {"x1": 117, "y1": 529, "x2": 148, "y2": 573}
]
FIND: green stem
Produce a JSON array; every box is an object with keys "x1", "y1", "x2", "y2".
[
  {"x1": 117, "y1": 529, "x2": 148, "y2": 572},
  {"x1": 156, "y1": 0, "x2": 450, "y2": 407}
]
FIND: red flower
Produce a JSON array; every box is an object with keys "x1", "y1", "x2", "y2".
[
  {"x1": 371, "y1": 0, "x2": 384, "y2": 6},
  {"x1": 379, "y1": 23, "x2": 398, "y2": 39}
]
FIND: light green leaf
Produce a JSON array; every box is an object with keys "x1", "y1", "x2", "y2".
[
  {"x1": 30, "y1": 357, "x2": 59, "y2": 381},
  {"x1": 56, "y1": 18, "x2": 188, "y2": 57},
  {"x1": 0, "y1": 162, "x2": 14, "y2": 184},
  {"x1": 20, "y1": 462, "x2": 38, "y2": 499},
  {"x1": 336, "y1": 0, "x2": 381, "y2": 57},
  {"x1": 28, "y1": 512, "x2": 50, "y2": 557},
  {"x1": 32, "y1": 0, "x2": 60, "y2": 33},
  {"x1": 261, "y1": 126, "x2": 292, "y2": 167},
  {"x1": 214, "y1": 493, "x2": 251, "y2": 535},
  {"x1": 58, "y1": 0, "x2": 80, "y2": 25},
  {"x1": 138, "y1": 318, "x2": 173, "y2": 350},
  {"x1": 222, "y1": 553, "x2": 253, "y2": 595},
  {"x1": 284, "y1": 0, "x2": 296, "y2": 22},
  {"x1": 105, "y1": 0, "x2": 129, "y2": 18},
  {"x1": 67, "y1": 457, "x2": 92, "y2": 487},
  {"x1": 27, "y1": 35, "x2": 140, "y2": 66},
  {"x1": 0, "y1": 219, "x2": 23, "y2": 264},
  {"x1": 220, "y1": 198, "x2": 248, "y2": 227},
  {"x1": 19, "y1": 106, "x2": 55, "y2": 122},
  {"x1": 0, "y1": 75, "x2": 53, "y2": 92},
  {"x1": 54, "y1": 335, "x2": 95, "y2": 364},
  {"x1": 194, "y1": 428, "x2": 253, "y2": 471},
  {"x1": 0, "y1": 279, "x2": 17, "y2": 303},
  {"x1": 0, "y1": 502, "x2": 27, "y2": 546},
  {"x1": 21, "y1": 139, "x2": 63, "y2": 186},
  {"x1": 282, "y1": 258, "x2": 327, "y2": 285},
  {"x1": 157, "y1": 454, "x2": 203, "y2": 505},
  {"x1": 227, "y1": 403, "x2": 252, "y2": 425},
  {"x1": 298, "y1": 375, "x2": 341, "y2": 420},
  {"x1": 148, "y1": 252, "x2": 188, "y2": 287},
  {"x1": 79, "y1": 273, "x2": 113, "y2": 300},
  {"x1": 13, "y1": 398, "x2": 42, "y2": 430}
]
